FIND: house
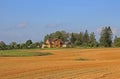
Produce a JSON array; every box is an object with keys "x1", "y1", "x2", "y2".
[
  {"x1": 54, "y1": 38, "x2": 63, "y2": 48},
  {"x1": 43, "y1": 38, "x2": 63, "y2": 48}
]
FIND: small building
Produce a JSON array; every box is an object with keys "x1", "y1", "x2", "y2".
[{"x1": 43, "y1": 38, "x2": 63, "y2": 48}]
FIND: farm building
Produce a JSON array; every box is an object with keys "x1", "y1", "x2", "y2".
[{"x1": 42, "y1": 38, "x2": 63, "y2": 48}]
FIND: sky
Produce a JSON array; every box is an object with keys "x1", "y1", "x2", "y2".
[{"x1": 0, "y1": 0, "x2": 120, "y2": 43}]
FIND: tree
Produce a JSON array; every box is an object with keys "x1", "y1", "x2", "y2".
[
  {"x1": 25, "y1": 40, "x2": 32, "y2": 48},
  {"x1": 83, "y1": 30, "x2": 90, "y2": 46},
  {"x1": 75, "y1": 32, "x2": 83, "y2": 46},
  {"x1": 9, "y1": 42, "x2": 17, "y2": 49},
  {"x1": 54, "y1": 31, "x2": 65, "y2": 41},
  {"x1": 70, "y1": 33, "x2": 76, "y2": 45},
  {"x1": 0, "y1": 41, "x2": 6, "y2": 50},
  {"x1": 61, "y1": 31, "x2": 69, "y2": 41},
  {"x1": 30, "y1": 43, "x2": 37, "y2": 48},
  {"x1": 89, "y1": 32, "x2": 97, "y2": 47},
  {"x1": 114, "y1": 36, "x2": 120, "y2": 47},
  {"x1": 44, "y1": 34, "x2": 50, "y2": 42},
  {"x1": 20, "y1": 43, "x2": 26, "y2": 49},
  {"x1": 100, "y1": 26, "x2": 113, "y2": 47}
]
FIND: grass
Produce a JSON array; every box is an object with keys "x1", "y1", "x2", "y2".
[{"x1": 0, "y1": 50, "x2": 52, "y2": 57}]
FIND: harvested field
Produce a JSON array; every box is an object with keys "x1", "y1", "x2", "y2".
[{"x1": 0, "y1": 48, "x2": 120, "y2": 79}]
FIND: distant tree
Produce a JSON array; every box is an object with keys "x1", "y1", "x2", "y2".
[
  {"x1": 100, "y1": 26, "x2": 113, "y2": 47},
  {"x1": 83, "y1": 30, "x2": 90, "y2": 46},
  {"x1": 16, "y1": 44, "x2": 20, "y2": 49},
  {"x1": 30, "y1": 43, "x2": 37, "y2": 48},
  {"x1": 70, "y1": 33, "x2": 76, "y2": 45},
  {"x1": 114, "y1": 36, "x2": 120, "y2": 47},
  {"x1": 6, "y1": 45, "x2": 11, "y2": 50},
  {"x1": 25, "y1": 40, "x2": 32, "y2": 48},
  {"x1": 30, "y1": 41, "x2": 43, "y2": 48},
  {"x1": 54, "y1": 31, "x2": 65, "y2": 41},
  {"x1": 44, "y1": 34, "x2": 50, "y2": 42},
  {"x1": 9, "y1": 42, "x2": 17, "y2": 49},
  {"x1": 20, "y1": 43, "x2": 26, "y2": 49},
  {"x1": 89, "y1": 32, "x2": 97, "y2": 47},
  {"x1": 61, "y1": 31, "x2": 69, "y2": 41},
  {"x1": 0, "y1": 41, "x2": 6, "y2": 50},
  {"x1": 75, "y1": 32, "x2": 83, "y2": 46}
]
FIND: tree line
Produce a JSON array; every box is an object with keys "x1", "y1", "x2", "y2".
[
  {"x1": 0, "y1": 26, "x2": 120, "y2": 50},
  {"x1": 0, "y1": 40, "x2": 43, "y2": 50},
  {"x1": 44, "y1": 26, "x2": 120, "y2": 48}
]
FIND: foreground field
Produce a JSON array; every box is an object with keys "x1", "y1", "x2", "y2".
[{"x1": 0, "y1": 48, "x2": 120, "y2": 79}]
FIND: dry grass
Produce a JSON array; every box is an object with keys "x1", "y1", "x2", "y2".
[{"x1": 0, "y1": 48, "x2": 120, "y2": 79}]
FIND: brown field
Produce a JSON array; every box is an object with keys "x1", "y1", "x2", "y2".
[{"x1": 0, "y1": 48, "x2": 120, "y2": 79}]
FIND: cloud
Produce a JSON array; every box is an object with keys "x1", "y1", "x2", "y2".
[{"x1": 16, "y1": 22, "x2": 29, "y2": 28}]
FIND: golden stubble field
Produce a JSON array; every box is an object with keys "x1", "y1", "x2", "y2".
[{"x1": 0, "y1": 48, "x2": 120, "y2": 79}]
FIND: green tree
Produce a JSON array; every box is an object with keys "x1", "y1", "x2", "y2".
[
  {"x1": 30, "y1": 43, "x2": 37, "y2": 48},
  {"x1": 9, "y1": 42, "x2": 17, "y2": 49},
  {"x1": 61, "y1": 31, "x2": 69, "y2": 41},
  {"x1": 44, "y1": 34, "x2": 50, "y2": 42},
  {"x1": 20, "y1": 43, "x2": 26, "y2": 49},
  {"x1": 114, "y1": 36, "x2": 120, "y2": 47},
  {"x1": 89, "y1": 32, "x2": 97, "y2": 47},
  {"x1": 54, "y1": 31, "x2": 65, "y2": 41},
  {"x1": 70, "y1": 33, "x2": 76, "y2": 45},
  {"x1": 0, "y1": 41, "x2": 6, "y2": 50},
  {"x1": 83, "y1": 30, "x2": 90, "y2": 46},
  {"x1": 26, "y1": 40, "x2": 32, "y2": 48},
  {"x1": 75, "y1": 32, "x2": 83, "y2": 46},
  {"x1": 100, "y1": 26, "x2": 113, "y2": 47}
]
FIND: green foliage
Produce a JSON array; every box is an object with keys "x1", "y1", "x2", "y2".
[
  {"x1": 0, "y1": 41, "x2": 6, "y2": 50},
  {"x1": 89, "y1": 32, "x2": 97, "y2": 47},
  {"x1": 75, "y1": 40, "x2": 81, "y2": 46},
  {"x1": 44, "y1": 34, "x2": 50, "y2": 42},
  {"x1": 25, "y1": 40, "x2": 32, "y2": 48},
  {"x1": 30, "y1": 43, "x2": 38, "y2": 48},
  {"x1": 44, "y1": 31, "x2": 69, "y2": 43},
  {"x1": 9, "y1": 42, "x2": 20, "y2": 49},
  {"x1": 114, "y1": 36, "x2": 120, "y2": 47},
  {"x1": 70, "y1": 33, "x2": 76, "y2": 45},
  {"x1": 0, "y1": 50, "x2": 52, "y2": 57},
  {"x1": 20, "y1": 43, "x2": 26, "y2": 49},
  {"x1": 54, "y1": 31, "x2": 63, "y2": 39},
  {"x1": 83, "y1": 30, "x2": 90, "y2": 46},
  {"x1": 100, "y1": 26, "x2": 113, "y2": 47}
]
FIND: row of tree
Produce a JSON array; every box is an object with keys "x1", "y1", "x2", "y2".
[
  {"x1": 1, "y1": 26, "x2": 120, "y2": 50},
  {"x1": 0, "y1": 40, "x2": 42, "y2": 50}
]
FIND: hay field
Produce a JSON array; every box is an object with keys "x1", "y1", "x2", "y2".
[{"x1": 0, "y1": 48, "x2": 120, "y2": 79}]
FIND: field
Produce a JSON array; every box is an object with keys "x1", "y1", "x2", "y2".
[{"x1": 0, "y1": 48, "x2": 120, "y2": 79}]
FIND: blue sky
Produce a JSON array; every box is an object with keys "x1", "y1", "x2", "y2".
[{"x1": 0, "y1": 0, "x2": 120, "y2": 43}]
